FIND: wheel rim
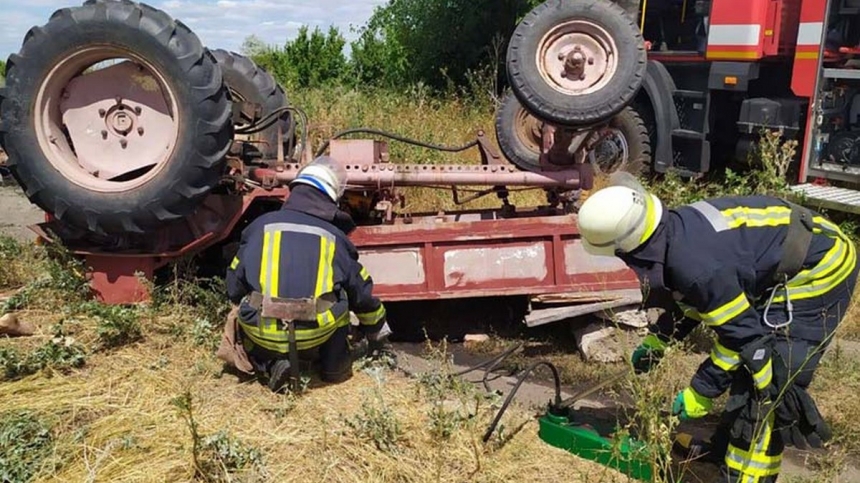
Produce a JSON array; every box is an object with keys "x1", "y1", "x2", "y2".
[
  {"x1": 591, "y1": 128, "x2": 630, "y2": 175},
  {"x1": 514, "y1": 105, "x2": 544, "y2": 159},
  {"x1": 35, "y1": 47, "x2": 180, "y2": 193},
  {"x1": 536, "y1": 20, "x2": 619, "y2": 97}
]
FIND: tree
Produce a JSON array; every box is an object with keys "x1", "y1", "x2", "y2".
[
  {"x1": 246, "y1": 26, "x2": 348, "y2": 89},
  {"x1": 361, "y1": 0, "x2": 543, "y2": 91}
]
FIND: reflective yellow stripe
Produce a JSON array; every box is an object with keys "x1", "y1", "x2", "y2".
[
  {"x1": 639, "y1": 195, "x2": 659, "y2": 244},
  {"x1": 360, "y1": 266, "x2": 370, "y2": 281},
  {"x1": 776, "y1": 237, "x2": 857, "y2": 302},
  {"x1": 753, "y1": 358, "x2": 773, "y2": 390},
  {"x1": 270, "y1": 230, "x2": 282, "y2": 297},
  {"x1": 720, "y1": 206, "x2": 791, "y2": 229},
  {"x1": 726, "y1": 412, "x2": 781, "y2": 478},
  {"x1": 260, "y1": 231, "x2": 271, "y2": 295},
  {"x1": 356, "y1": 304, "x2": 387, "y2": 326},
  {"x1": 230, "y1": 257, "x2": 240, "y2": 270},
  {"x1": 710, "y1": 341, "x2": 742, "y2": 372},
  {"x1": 702, "y1": 293, "x2": 750, "y2": 327},
  {"x1": 239, "y1": 312, "x2": 350, "y2": 352}
]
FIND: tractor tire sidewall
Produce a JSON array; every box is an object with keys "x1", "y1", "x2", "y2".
[
  {"x1": 507, "y1": 0, "x2": 647, "y2": 126},
  {"x1": 601, "y1": 106, "x2": 652, "y2": 177},
  {"x1": 0, "y1": 1, "x2": 232, "y2": 234},
  {"x1": 211, "y1": 49, "x2": 293, "y2": 159},
  {"x1": 495, "y1": 91, "x2": 541, "y2": 172}
]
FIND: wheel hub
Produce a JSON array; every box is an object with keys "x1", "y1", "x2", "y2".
[
  {"x1": 38, "y1": 54, "x2": 179, "y2": 189},
  {"x1": 537, "y1": 20, "x2": 618, "y2": 96},
  {"x1": 107, "y1": 107, "x2": 135, "y2": 136}
]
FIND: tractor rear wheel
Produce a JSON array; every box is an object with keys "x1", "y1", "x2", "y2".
[
  {"x1": 211, "y1": 49, "x2": 295, "y2": 160},
  {"x1": 495, "y1": 91, "x2": 651, "y2": 176},
  {"x1": 507, "y1": 0, "x2": 647, "y2": 126},
  {"x1": 0, "y1": 0, "x2": 232, "y2": 235}
]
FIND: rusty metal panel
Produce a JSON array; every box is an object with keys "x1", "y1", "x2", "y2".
[
  {"x1": 359, "y1": 248, "x2": 426, "y2": 286},
  {"x1": 442, "y1": 242, "x2": 548, "y2": 288},
  {"x1": 351, "y1": 213, "x2": 640, "y2": 302}
]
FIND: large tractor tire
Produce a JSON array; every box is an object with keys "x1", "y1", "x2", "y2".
[
  {"x1": 507, "y1": 0, "x2": 647, "y2": 127},
  {"x1": 0, "y1": 0, "x2": 233, "y2": 235},
  {"x1": 495, "y1": 91, "x2": 651, "y2": 176},
  {"x1": 211, "y1": 49, "x2": 294, "y2": 160}
]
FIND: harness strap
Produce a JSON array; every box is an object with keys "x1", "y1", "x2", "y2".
[{"x1": 772, "y1": 202, "x2": 815, "y2": 286}]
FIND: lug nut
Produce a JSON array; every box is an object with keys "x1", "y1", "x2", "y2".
[
  {"x1": 120, "y1": 139, "x2": 128, "y2": 149},
  {"x1": 137, "y1": 127, "x2": 145, "y2": 136},
  {"x1": 588, "y1": 58, "x2": 594, "y2": 65},
  {"x1": 115, "y1": 96, "x2": 123, "y2": 105},
  {"x1": 98, "y1": 108, "x2": 106, "y2": 118},
  {"x1": 134, "y1": 106, "x2": 142, "y2": 115},
  {"x1": 558, "y1": 52, "x2": 566, "y2": 60},
  {"x1": 101, "y1": 130, "x2": 108, "y2": 139}
]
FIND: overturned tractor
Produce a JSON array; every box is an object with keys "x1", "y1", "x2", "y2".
[{"x1": 0, "y1": 0, "x2": 647, "y2": 327}]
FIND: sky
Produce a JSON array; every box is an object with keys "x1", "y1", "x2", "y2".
[{"x1": 0, "y1": 0, "x2": 387, "y2": 61}]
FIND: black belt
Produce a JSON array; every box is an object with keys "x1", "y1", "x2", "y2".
[{"x1": 772, "y1": 201, "x2": 815, "y2": 286}]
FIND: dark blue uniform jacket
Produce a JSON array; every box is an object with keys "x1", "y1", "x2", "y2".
[{"x1": 622, "y1": 195, "x2": 855, "y2": 398}]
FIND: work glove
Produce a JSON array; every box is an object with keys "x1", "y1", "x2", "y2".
[
  {"x1": 673, "y1": 387, "x2": 713, "y2": 420},
  {"x1": 366, "y1": 322, "x2": 396, "y2": 363},
  {"x1": 631, "y1": 334, "x2": 667, "y2": 374}
]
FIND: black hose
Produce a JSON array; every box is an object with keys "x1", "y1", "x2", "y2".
[
  {"x1": 314, "y1": 128, "x2": 480, "y2": 158},
  {"x1": 452, "y1": 342, "x2": 523, "y2": 378},
  {"x1": 234, "y1": 106, "x2": 310, "y2": 163},
  {"x1": 482, "y1": 361, "x2": 562, "y2": 443}
]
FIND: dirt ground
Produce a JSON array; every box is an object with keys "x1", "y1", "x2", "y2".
[{"x1": 0, "y1": 183, "x2": 44, "y2": 241}]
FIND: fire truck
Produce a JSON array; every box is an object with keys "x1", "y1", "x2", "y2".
[{"x1": 629, "y1": 0, "x2": 860, "y2": 213}]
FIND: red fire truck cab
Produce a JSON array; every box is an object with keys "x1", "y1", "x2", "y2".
[{"x1": 632, "y1": 0, "x2": 860, "y2": 212}]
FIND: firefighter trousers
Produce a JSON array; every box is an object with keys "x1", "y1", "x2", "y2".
[
  {"x1": 243, "y1": 325, "x2": 353, "y2": 384},
  {"x1": 710, "y1": 263, "x2": 858, "y2": 483}
]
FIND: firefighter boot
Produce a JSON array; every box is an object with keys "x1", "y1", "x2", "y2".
[{"x1": 267, "y1": 359, "x2": 293, "y2": 393}]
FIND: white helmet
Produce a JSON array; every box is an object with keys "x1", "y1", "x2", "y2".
[
  {"x1": 289, "y1": 156, "x2": 348, "y2": 202},
  {"x1": 578, "y1": 173, "x2": 663, "y2": 256}
]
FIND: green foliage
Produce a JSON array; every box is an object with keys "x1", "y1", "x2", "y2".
[
  {"x1": 0, "y1": 411, "x2": 53, "y2": 483},
  {"x1": 80, "y1": 302, "x2": 143, "y2": 349},
  {"x1": 249, "y1": 26, "x2": 347, "y2": 90},
  {"x1": 347, "y1": 369, "x2": 403, "y2": 453},
  {"x1": 362, "y1": 0, "x2": 538, "y2": 92},
  {"x1": 174, "y1": 390, "x2": 268, "y2": 482},
  {"x1": 242, "y1": 0, "x2": 544, "y2": 95},
  {"x1": 200, "y1": 431, "x2": 268, "y2": 480},
  {"x1": 0, "y1": 323, "x2": 87, "y2": 381},
  {"x1": 647, "y1": 129, "x2": 797, "y2": 208}
]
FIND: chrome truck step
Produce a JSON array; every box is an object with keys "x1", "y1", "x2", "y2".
[{"x1": 792, "y1": 183, "x2": 860, "y2": 215}]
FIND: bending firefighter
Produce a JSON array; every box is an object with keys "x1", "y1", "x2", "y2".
[
  {"x1": 222, "y1": 156, "x2": 392, "y2": 392},
  {"x1": 578, "y1": 174, "x2": 858, "y2": 482}
]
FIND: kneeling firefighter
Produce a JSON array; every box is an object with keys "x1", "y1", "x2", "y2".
[
  {"x1": 222, "y1": 156, "x2": 392, "y2": 392},
  {"x1": 578, "y1": 174, "x2": 858, "y2": 482}
]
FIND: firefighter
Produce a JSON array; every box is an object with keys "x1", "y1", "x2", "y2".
[
  {"x1": 225, "y1": 156, "x2": 392, "y2": 392},
  {"x1": 577, "y1": 174, "x2": 858, "y2": 482}
]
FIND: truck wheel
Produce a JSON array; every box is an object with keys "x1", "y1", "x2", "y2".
[
  {"x1": 507, "y1": 0, "x2": 647, "y2": 126},
  {"x1": 0, "y1": 0, "x2": 232, "y2": 235},
  {"x1": 592, "y1": 105, "x2": 652, "y2": 177},
  {"x1": 495, "y1": 91, "x2": 545, "y2": 172},
  {"x1": 211, "y1": 49, "x2": 295, "y2": 160},
  {"x1": 495, "y1": 91, "x2": 651, "y2": 176}
]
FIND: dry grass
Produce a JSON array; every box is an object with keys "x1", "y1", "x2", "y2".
[
  {"x1": 293, "y1": 86, "x2": 547, "y2": 212},
  {"x1": 0, "y1": 313, "x2": 634, "y2": 483}
]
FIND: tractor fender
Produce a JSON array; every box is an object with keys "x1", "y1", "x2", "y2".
[{"x1": 639, "y1": 60, "x2": 680, "y2": 173}]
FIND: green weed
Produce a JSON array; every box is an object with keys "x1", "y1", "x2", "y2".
[
  {"x1": 79, "y1": 302, "x2": 143, "y2": 350},
  {"x1": 0, "y1": 323, "x2": 86, "y2": 381},
  {"x1": 346, "y1": 368, "x2": 404, "y2": 453},
  {"x1": 0, "y1": 410, "x2": 53, "y2": 483}
]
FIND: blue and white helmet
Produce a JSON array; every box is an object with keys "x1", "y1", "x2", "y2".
[{"x1": 289, "y1": 156, "x2": 348, "y2": 202}]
